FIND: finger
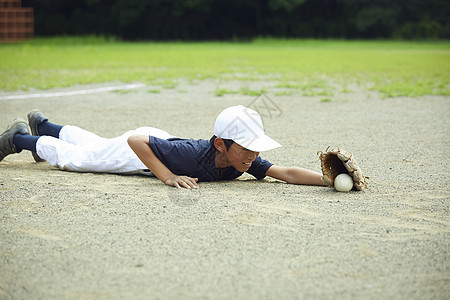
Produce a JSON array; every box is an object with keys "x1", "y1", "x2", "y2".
[
  {"x1": 177, "y1": 176, "x2": 196, "y2": 189},
  {"x1": 179, "y1": 180, "x2": 192, "y2": 189},
  {"x1": 186, "y1": 178, "x2": 199, "y2": 189},
  {"x1": 189, "y1": 178, "x2": 198, "y2": 189},
  {"x1": 174, "y1": 182, "x2": 181, "y2": 189},
  {"x1": 193, "y1": 178, "x2": 199, "y2": 187}
]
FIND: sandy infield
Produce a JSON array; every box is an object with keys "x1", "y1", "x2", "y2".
[{"x1": 0, "y1": 80, "x2": 449, "y2": 299}]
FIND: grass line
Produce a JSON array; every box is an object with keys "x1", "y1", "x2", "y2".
[{"x1": 0, "y1": 37, "x2": 449, "y2": 97}]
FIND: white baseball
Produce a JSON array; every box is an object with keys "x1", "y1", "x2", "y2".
[{"x1": 334, "y1": 173, "x2": 353, "y2": 192}]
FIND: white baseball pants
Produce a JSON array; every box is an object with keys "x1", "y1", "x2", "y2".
[{"x1": 36, "y1": 125, "x2": 174, "y2": 174}]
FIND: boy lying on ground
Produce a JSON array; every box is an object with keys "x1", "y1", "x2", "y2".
[{"x1": 0, "y1": 105, "x2": 326, "y2": 189}]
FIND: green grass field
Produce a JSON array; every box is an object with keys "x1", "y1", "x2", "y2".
[{"x1": 1, "y1": 37, "x2": 449, "y2": 97}]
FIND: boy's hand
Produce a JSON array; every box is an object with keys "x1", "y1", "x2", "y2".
[{"x1": 164, "y1": 175, "x2": 199, "y2": 189}]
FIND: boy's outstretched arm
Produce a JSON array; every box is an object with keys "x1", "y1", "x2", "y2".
[
  {"x1": 266, "y1": 165, "x2": 327, "y2": 186},
  {"x1": 127, "y1": 135, "x2": 199, "y2": 189}
]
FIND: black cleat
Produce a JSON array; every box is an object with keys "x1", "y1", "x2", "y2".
[
  {"x1": 0, "y1": 119, "x2": 30, "y2": 162},
  {"x1": 27, "y1": 109, "x2": 49, "y2": 162}
]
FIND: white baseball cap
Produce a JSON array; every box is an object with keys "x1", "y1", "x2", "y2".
[{"x1": 214, "y1": 105, "x2": 282, "y2": 152}]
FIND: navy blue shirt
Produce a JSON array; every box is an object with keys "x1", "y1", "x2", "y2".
[{"x1": 148, "y1": 136, "x2": 273, "y2": 182}]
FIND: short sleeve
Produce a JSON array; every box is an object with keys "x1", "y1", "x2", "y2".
[
  {"x1": 147, "y1": 136, "x2": 223, "y2": 181},
  {"x1": 148, "y1": 136, "x2": 201, "y2": 177},
  {"x1": 246, "y1": 156, "x2": 273, "y2": 180}
]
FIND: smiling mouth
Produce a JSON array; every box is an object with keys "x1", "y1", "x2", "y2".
[{"x1": 243, "y1": 162, "x2": 252, "y2": 167}]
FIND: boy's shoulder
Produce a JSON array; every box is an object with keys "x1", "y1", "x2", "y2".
[
  {"x1": 151, "y1": 136, "x2": 210, "y2": 146},
  {"x1": 148, "y1": 136, "x2": 214, "y2": 160}
]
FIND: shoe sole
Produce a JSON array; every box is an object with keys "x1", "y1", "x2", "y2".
[
  {"x1": 27, "y1": 109, "x2": 47, "y2": 162},
  {"x1": 0, "y1": 118, "x2": 29, "y2": 162},
  {"x1": 6, "y1": 118, "x2": 29, "y2": 133}
]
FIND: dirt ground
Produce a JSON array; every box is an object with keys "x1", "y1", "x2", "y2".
[{"x1": 0, "y1": 80, "x2": 449, "y2": 299}]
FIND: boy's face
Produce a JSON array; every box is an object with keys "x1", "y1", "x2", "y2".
[{"x1": 225, "y1": 143, "x2": 260, "y2": 172}]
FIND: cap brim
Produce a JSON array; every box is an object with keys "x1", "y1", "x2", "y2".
[{"x1": 234, "y1": 134, "x2": 282, "y2": 152}]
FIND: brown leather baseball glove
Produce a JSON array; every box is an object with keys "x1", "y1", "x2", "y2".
[{"x1": 317, "y1": 147, "x2": 368, "y2": 191}]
